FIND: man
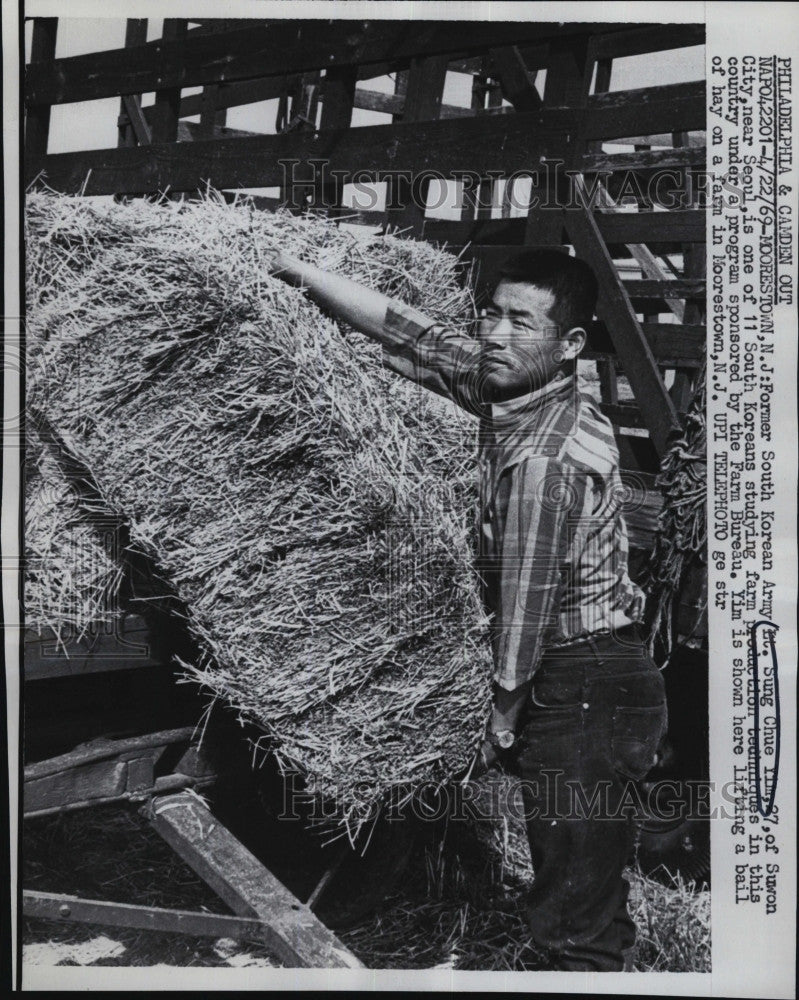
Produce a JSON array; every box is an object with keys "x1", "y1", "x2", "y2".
[{"x1": 269, "y1": 246, "x2": 667, "y2": 972}]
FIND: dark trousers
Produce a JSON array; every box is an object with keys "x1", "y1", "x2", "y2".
[{"x1": 511, "y1": 627, "x2": 667, "y2": 972}]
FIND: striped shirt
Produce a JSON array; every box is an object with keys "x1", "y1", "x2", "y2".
[{"x1": 381, "y1": 301, "x2": 645, "y2": 691}]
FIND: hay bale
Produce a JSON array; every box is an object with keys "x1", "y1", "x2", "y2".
[
  {"x1": 26, "y1": 192, "x2": 493, "y2": 830},
  {"x1": 25, "y1": 420, "x2": 124, "y2": 646}
]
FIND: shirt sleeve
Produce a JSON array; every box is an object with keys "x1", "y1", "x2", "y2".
[
  {"x1": 380, "y1": 301, "x2": 487, "y2": 418},
  {"x1": 493, "y1": 454, "x2": 588, "y2": 691}
]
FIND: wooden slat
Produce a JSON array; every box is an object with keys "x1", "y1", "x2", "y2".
[
  {"x1": 178, "y1": 121, "x2": 262, "y2": 141},
  {"x1": 585, "y1": 321, "x2": 705, "y2": 366},
  {"x1": 178, "y1": 75, "x2": 296, "y2": 118},
  {"x1": 624, "y1": 278, "x2": 705, "y2": 299},
  {"x1": 148, "y1": 792, "x2": 363, "y2": 968},
  {"x1": 117, "y1": 20, "x2": 148, "y2": 148},
  {"x1": 24, "y1": 18, "x2": 58, "y2": 157},
  {"x1": 423, "y1": 209, "x2": 705, "y2": 247},
  {"x1": 596, "y1": 209, "x2": 705, "y2": 244},
  {"x1": 23, "y1": 891, "x2": 274, "y2": 944},
  {"x1": 316, "y1": 66, "x2": 357, "y2": 213},
  {"x1": 564, "y1": 184, "x2": 680, "y2": 456},
  {"x1": 149, "y1": 20, "x2": 187, "y2": 145},
  {"x1": 641, "y1": 322, "x2": 705, "y2": 365},
  {"x1": 604, "y1": 131, "x2": 706, "y2": 148},
  {"x1": 583, "y1": 146, "x2": 705, "y2": 173},
  {"x1": 585, "y1": 81, "x2": 706, "y2": 140},
  {"x1": 121, "y1": 96, "x2": 152, "y2": 145},
  {"x1": 353, "y1": 88, "x2": 475, "y2": 119},
  {"x1": 25, "y1": 21, "x2": 614, "y2": 107},
  {"x1": 27, "y1": 107, "x2": 577, "y2": 197},
  {"x1": 489, "y1": 45, "x2": 542, "y2": 111},
  {"x1": 592, "y1": 23, "x2": 705, "y2": 61},
  {"x1": 386, "y1": 54, "x2": 450, "y2": 232}
]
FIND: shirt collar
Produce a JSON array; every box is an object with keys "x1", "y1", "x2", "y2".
[{"x1": 480, "y1": 373, "x2": 577, "y2": 475}]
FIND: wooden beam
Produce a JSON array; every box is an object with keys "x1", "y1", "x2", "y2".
[
  {"x1": 316, "y1": 66, "x2": 358, "y2": 213},
  {"x1": 177, "y1": 121, "x2": 263, "y2": 142},
  {"x1": 24, "y1": 18, "x2": 58, "y2": 157},
  {"x1": 26, "y1": 102, "x2": 580, "y2": 198},
  {"x1": 25, "y1": 21, "x2": 618, "y2": 107},
  {"x1": 602, "y1": 131, "x2": 706, "y2": 149},
  {"x1": 584, "y1": 81, "x2": 706, "y2": 140},
  {"x1": 117, "y1": 20, "x2": 148, "y2": 148},
  {"x1": 147, "y1": 792, "x2": 364, "y2": 968},
  {"x1": 422, "y1": 208, "x2": 705, "y2": 247},
  {"x1": 595, "y1": 209, "x2": 705, "y2": 244},
  {"x1": 592, "y1": 23, "x2": 705, "y2": 61},
  {"x1": 121, "y1": 96, "x2": 152, "y2": 145},
  {"x1": 386, "y1": 54, "x2": 450, "y2": 232},
  {"x1": 489, "y1": 46, "x2": 542, "y2": 111},
  {"x1": 150, "y1": 20, "x2": 187, "y2": 145},
  {"x1": 623, "y1": 278, "x2": 706, "y2": 300},
  {"x1": 23, "y1": 891, "x2": 276, "y2": 943},
  {"x1": 353, "y1": 87, "x2": 476, "y2": 119},
  {"x1": 525, "y1": 33, "x2": 592, "y2": 243},
  {"x1": 564, "y1": 182, "x2": 680, "y2": 456},
  {"x1": 582, "y1": 146, "x2": 705, "y2": 173}
]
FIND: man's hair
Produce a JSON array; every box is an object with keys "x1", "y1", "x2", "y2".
[{"x1": 495, "y1": 249, "x2": 599, "y2": 332}]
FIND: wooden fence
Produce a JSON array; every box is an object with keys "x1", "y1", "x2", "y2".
[{"x1": 25, "y1": 18, "x2": 707, "y2": 494}]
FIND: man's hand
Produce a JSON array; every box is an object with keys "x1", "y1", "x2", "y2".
[{"x1": 470, "y1": 736, "x2": 503, "y2": 780}]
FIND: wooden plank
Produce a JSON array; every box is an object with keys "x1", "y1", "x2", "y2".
[
  {"x1": 177, "y1": 64, "x2": 414, "y2": 119},
  {"x1": 147, "y1": 792, "x2": 364, "y2": 968},
  {"x1": 641, "y1": 322, "x2": 705, "y2": 364},
  {"x1": 353, "y1": 87, "x2": 475, "y2": 119},
  {"x1": 587, "y1": 56, "x2": 620, "y2": 412},
  {"x1": 423, "y1": 210, "x2": 705, "y2": 246},
  {"x1": 197, "y1": 84, "x2": 224, "y2": 138},
  {"x1": 596, "y1": 209, "x2": 705, "y2": 244},
  {"x1": 25, "y1": 21, "x2": 615, "y2": 107},
  {"x1": 489, "y1": 45, "x2": 541, "y2": 111},
  {"x1": 150, "y1": 20, "x2": 187, "y2": 145},
  {"x1": 624, "y1": 278, "x2": 705, "y2": 299},
  {"x1": 424, "y1": 216, "x2": 524, "y2": 246},
  {"x1": 603, "y1": 131, "x2": 706, "y2": 148},
  {"x1": 564, "y1": 184, "x2": 680, "y2": 456},
  {"x1": 585, "y1": 322, "x2": 704, "y2": 366},
  {"x1": 24, "y1": 729, "x2": 196, "y2": 782},
  {"x1": 592, "y1": 23, "x2": 705, "y2": 61},
  {"x1": 585, "y1": 81, "x2": 706, "y2": 140},
  {"x1": 178, "y1": 121, "x2": 263, "y2": 142},
  {"x1": 23, "y1": 891, "x2": 273, "y2": 944},
  {"x1": 121, "y1": 96, "x2": 152, "y2": 145},
  {"x1": 386, "y1": 54, "x2": 450, "y2": 232},
  {"x1": 24, "y1": 18, "x2": 58, "y2": 157},
  {"x1": 117, "y1": 20, "x2": 148, "y2": 148},
  {"x1": 582, "y1": 146, "x2": 705, "y2": 173},
  {"x1": 317, "y1": 66, "x2": 357, "y2": 213},
  {"x1": 178, "y1": 75, "x2": 296, "y2": 118},
  {"x1": 26, "y1": 104, "x2": 578, "y2": 197}
]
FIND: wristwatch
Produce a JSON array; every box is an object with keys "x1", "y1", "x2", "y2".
[{"x1": 489, "y1": 728, "x2": 516, "y2": 751}]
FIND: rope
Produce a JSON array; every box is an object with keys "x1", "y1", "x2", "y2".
[{"x1": 644, "y1": 364, "x2": 707, "y2": 665}]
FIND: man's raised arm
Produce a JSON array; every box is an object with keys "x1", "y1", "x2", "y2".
[{"x1": 270, "y1": 251, "x2": 488, "y2": 415}]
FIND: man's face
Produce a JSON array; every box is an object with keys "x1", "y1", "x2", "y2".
[{"x1": 476, "y1": 280, "x2": 568, "y2": 398}]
